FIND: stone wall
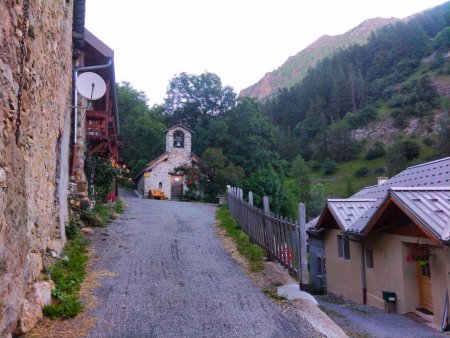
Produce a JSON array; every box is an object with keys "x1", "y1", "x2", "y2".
[{"x1": 0, "y1": 0, "x2": 73, "y2": 336}]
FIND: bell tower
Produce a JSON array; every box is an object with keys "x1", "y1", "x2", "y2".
[{"x1": 165, "y1": 124, "x2": 192, "y2": 154}]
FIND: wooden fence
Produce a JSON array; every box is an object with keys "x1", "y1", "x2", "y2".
[{"x1": 227, "y1": 187, "x2": 308, "y2": 287}]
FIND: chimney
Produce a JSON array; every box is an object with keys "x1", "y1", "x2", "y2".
[{"x1": 377, "y1": 177, "x2": 388, "y2": 185}]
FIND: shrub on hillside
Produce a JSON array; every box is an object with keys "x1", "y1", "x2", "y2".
[
  {"x1": 321, "y1": 159, "x2": 337, "y2": 175},
  {"x1": 366, "y1": 142, "x2": 386, "y2": 160},
  {"x1": 354, "y1": 167, "x2": 370, "y2": 177}
]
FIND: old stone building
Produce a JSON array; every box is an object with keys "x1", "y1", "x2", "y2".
[
  {"x1": 136, "y1": 124, "x2": 202, "y2": 200},
  {"x1": 0, "y1": 0, "x2": 122, "y2": 336},
  {"x1": 0, "y1": 0, "x2": 74, "y2": 335}
]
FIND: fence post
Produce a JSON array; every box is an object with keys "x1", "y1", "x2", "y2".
[
  {"x1": 263, "y1": 196, "x2": 270, "y2": 214},
  {"x1": 298, "y1": 203, "x2": 309, "y2": 291},
  {"x1": 238, "y1": 188, "x2": 243, "y2": 200},
  {"x1": 248, "y1": 191, "x2": 253, "y2": 206}
]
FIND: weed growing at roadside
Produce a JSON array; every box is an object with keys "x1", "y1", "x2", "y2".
[
  {"x1": 43, "y1": 221, "x2": 88, "y2": 319},
  {"x1": 216, "y1": 206, "x2": 265, "y2": 272},
  {"x1": 80, "y1": 198, "x2": 125, "y2": 227},
  {"x1": 262, "y1": 288, "x2": 287, "y2": 301}
]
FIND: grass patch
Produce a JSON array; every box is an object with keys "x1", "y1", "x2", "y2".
[
  {"x1": 216, "y1": 206, "x2": 265, "y2": 272},
  {"x1": 43, "y1": 219, "x2": 89, "y2": 319},
  {"x1": 262, "y1": 288, "x2": 287, "y2": 301},
  {"x1": 80, "y1": 198, "x2": 125, "y2": 227}
]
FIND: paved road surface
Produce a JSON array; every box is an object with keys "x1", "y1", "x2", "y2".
[{"x1": 86, "y1": 189, "x2": 320, "y2": 338}]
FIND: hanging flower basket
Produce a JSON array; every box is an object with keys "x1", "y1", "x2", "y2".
[{"x1": 406, "y1": 241, "x2": 432, "y2": 265}]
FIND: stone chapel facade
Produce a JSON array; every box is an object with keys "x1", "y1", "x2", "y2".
[{"x1": 136, "y1": 124, "x2": 201, "y2": 200}]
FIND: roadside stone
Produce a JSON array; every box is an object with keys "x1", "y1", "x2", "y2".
[
  {"x1": 80, "y1": 197, "x2": 90, "y2": 210},
  {"x1": 15, "y1": 299, "x2": 42, "y2": 334},
  {"x1": 46, "y1": 239, "x2": 63, "y2": 254},
  {"x1": 42, "y1": 255, "x2": 56, "y2": 272},
  {"x1": 32, "y1": 280, "x2": 55, "y2": 307},
  {"x1": 27, "y1": 253, "x2": 43, "y2": 283},
  {"x1": 81, "y1": 227, "x2": 95, "y2": 235}
]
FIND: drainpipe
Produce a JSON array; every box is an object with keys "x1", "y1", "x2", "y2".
[
  {"x1": 71, "y1": 59, "x2": 113, "y2": 177},
  {"x1": 360, "y1": 239, "x2": 367, "y2": 305}
]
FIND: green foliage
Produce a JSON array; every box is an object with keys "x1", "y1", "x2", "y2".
[
  {"x1": 216, "y1": 206, "x2": 265, "y2": 272},
  {"x1": 289, "y1": 155, "x2": 311, "y2": 204},
  {"x1": 164, "y1": 72, "x2": 236, "y2": 128},
  {"x1": 201, "y1": 148, "x2": 244, "y2": 201},
  {"x1": 307, "y1": 183, "x2": 327, "y2": 218},
  {"x1": 194, "y1": 97, "x2": 279, "y2": 173},
  {"x1": 117, "y1": 82, "x2": 166, "y2": 178},
  {"x1": 65, "y1": 216, "x2": 80, "y2": 240},
  {"x1": 354, "y1": 167, "x2": 370, "y2": 177},
  {"x1": 243, "y1": 165, "x2": 290, "y2": 216},
  {"x1": 366, "y1": 142, "x2": 386, "y2": 160},
  {"x1": 80, "y1": 202, "x2": 119, "y2": 227},
  {"x1": 321, "y1": 159, "x2": 337, "y2": 175},
  {"x1": 43, "y1": 233, "x2": 88, "y2": 319},
  {"x1": 345, "y1": 105, "x2": 378, "y2": 129},
  {"x1": 437, "y1": 112, "x2": 450, "y2": 156},
  {"x1": 387, "y1": 138, "x2": 421, "y2": 173},
  {"x1": 84, "y1": 156, "x2": 117, "y2": 202}
]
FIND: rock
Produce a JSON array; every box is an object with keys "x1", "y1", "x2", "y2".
[
  {"x1": 80, "y1": 227, "x2": 94, "y2": 235},
  {"x1": 32, "y1": 281, "x2": 55, "y2": 307},
  {"x1": 80, "y1": 196, "x2": 90, "y2": 210},
  {"x1": 27, "y1": 253, "x2": 43, "y2": 283},
  {"x1": 42, "y1": 255, "x2": 56, "y2": 272},
  {"x1": 46, "y1": 239, "x2": 62, "y2": 254},
  {"x1": 77, "y1": 181, "x2": 88, "y2": 193},
  {"x1": 15, "y1": 299, "x2": 42, "y2": 334}
]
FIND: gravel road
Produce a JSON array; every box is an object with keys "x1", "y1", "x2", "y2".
[{"x1": 86, "y1": 189, "x2": 320, "y2": 338}]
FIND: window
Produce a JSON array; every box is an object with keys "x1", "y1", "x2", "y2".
[
  {"x1": 366, "y1": 249, "x2": 374, "y2": 268},
  {"x1": 337, "y1": 234, "x2": 351, "y2": 260},
  {"x1": 343, "y1": 236, "x2": 350, "y2": 260},
  {"x1": 337, "y1": 235, "x2": 343, "y2": 257},
  {"x1": 317, "y1": 257, "x2": 322, "y2": 275},
  {"x1": 173, "y1": 130, "x2": 184, "y2": 148},
  {"x1": 159, "y1": 182, "x2": 162, "y2": 189}
]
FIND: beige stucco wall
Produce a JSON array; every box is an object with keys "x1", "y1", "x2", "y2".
[
  {"x1": 324, "y1": 229, "x2": 363, "y2": 304},
  {"x1": 0, "y1": 0, "x2": 73, "y2": 335},
  {"x1": 326, "y1": 228, "x2": 450, "y2": 326}
]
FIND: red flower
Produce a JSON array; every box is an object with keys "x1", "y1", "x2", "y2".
[{"x1": 187, "y1": 181, "x2": 193, "y2": 185}]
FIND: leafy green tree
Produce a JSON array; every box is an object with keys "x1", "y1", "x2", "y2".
[
  {"x1": 117, "y1": 82, "x2": 166, "y2": 177},
  {"x1": 307, "y1": 184, "x2": 326, "y2": 218},
  {"x1": 243, "y1": 165, "x2": 290, "y2": 216},
  {"x1": 289, "y1": 155, "x2": 311, "y2": 204},
  {"x1": 321, "y1": 159, "x2": 337, "y2": 175},
  {"x1": 194, "y1": 97, "x2": 278, "y2": 173},
  {"x1": 164, "y1": 72, "x2": 236, "y2": 128},
  {"x1": 201, "y1": 148, "x2": 244, "y2": 200}
]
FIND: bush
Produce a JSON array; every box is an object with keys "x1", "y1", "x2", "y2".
[
  {"x1": 400, "y1": 140, "x2": 421, "y2": 161},
  {"x1": 354, "y1": 167, "x2": 370, "y2": 177},
  {"x1": 375, "y1": 166, "x2": 387, "y2": 174},
  {"x1": 321, "y1": 159, "x2": 337, "y2": 175},
  {"x1": 366, "y1": 142, "x2": 386, "y2": 160},
  {"x1": 65, "y1": 216, "x2": 80, "y2": 240}
]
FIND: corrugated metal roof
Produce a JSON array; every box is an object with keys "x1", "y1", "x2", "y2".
[
  {"x1": 327, "y1": 199, "x2": 375, "y2": 230},
  {"x1": 347, "y1": 157, "x2": 450, "y2": 233},
  {"x1": 389, "y1": 187, "x2": 450, "y2": 241}
]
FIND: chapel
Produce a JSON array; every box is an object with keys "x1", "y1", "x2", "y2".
[{"x1": 135, "y1": 124, "x2": 201, "y2": 200}]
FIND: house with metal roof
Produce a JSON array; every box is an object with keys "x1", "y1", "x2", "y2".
[{"x1": 309, "y1": 157, "x2": 450, "y2": 328}]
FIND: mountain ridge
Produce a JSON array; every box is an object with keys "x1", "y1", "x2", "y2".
[{"x1": 240, "y1": 17, "x2": 400, "y2": 100}]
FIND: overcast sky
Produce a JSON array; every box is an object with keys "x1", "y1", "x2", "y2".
[{"x1": 85, "y1": 0, "x2": 447, "y2": 105}]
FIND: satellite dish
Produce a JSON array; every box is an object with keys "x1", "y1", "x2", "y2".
[{"x1": 76, "y1": 72, "x2": 106, "y2": 100}]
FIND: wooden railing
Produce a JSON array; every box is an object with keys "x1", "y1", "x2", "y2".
[{"x1": 227, "y1": 187, "x2": 308, "y2": 287}]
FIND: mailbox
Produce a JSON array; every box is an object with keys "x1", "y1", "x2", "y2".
[{"x1": 382, "y1": 291, "x2": 397, "y2": 303}]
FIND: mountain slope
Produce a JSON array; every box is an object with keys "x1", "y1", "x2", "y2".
[{"x1": 240, "y1": 17, "x2": 399, "y2": 100}]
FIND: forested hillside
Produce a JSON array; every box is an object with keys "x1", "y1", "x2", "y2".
[
  {"x1": 117, "y1": 2, "x2": 450, "y2": 220},
  {"x1": 240, "y1": 17, "x2": 399, "y2": 100}
]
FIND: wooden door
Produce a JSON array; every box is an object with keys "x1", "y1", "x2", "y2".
[
  {"x1": 417, "y1": 261, "x2": 433, "y2": 313},
  {"x1": 171, "y1": 175, "x2": 184, "y2": 200}
]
